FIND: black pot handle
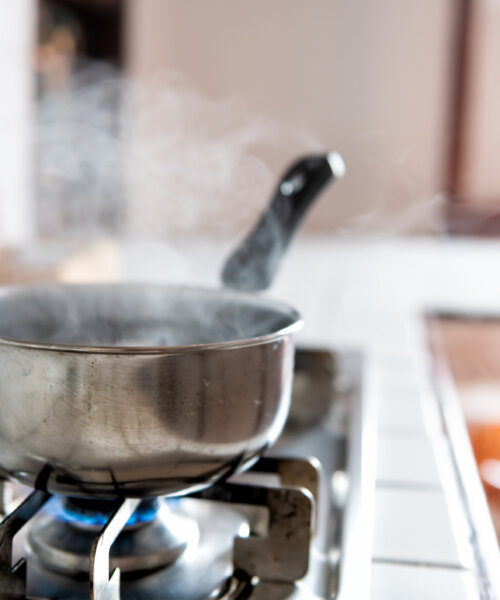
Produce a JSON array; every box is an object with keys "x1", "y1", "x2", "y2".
[{"x1": 221, "y1": 152, "x2": 345, "y2": 291}]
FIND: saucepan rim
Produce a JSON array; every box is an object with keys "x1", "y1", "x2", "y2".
[{"x1": 0, "y1": 282, "x2": 303, "y2": 355}]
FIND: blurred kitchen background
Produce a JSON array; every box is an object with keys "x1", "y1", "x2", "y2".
[
  {"x1": 5, "y1": 0, "x2": 500, "y2": 259},
  {"x1": 5, "y1": 0, "x2": 500, "y2": 545}
]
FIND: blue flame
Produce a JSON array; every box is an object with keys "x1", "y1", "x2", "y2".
[{"x1": 45, "y1": 497, "x2": 162, "y2": 527}]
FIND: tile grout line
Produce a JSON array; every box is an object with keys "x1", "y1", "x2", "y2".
[
  {"x1": 372, "y1": 557, "x2": 474, "y2": 572},
  {"x1": 375, "y1": 480, "x2": 443, "y2": 492}
]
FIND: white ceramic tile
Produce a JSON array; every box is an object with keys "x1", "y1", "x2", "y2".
[
  {"x1": 373, "y1": 351, "x2": 417, "y2": 367},
  {"x1": 376, "y1": 363, "x2": 419, "y2": 385},
  {"x1": 377, "y1": 388, "x2": 443, "y2": 436},
  {"x1": 376, "y1": 435, "x2": 442, "y2": 487},
  {"x1": 377, "y1": 397, "x2": 427, "y2": 433},
  {"x1": 378, "y1": 380, "x2": 423, "y2": 403},
  {"x1": 328, "y1": 309, "x2": 419, "y2": 355},
  {"x1": 373, "y1": 488, "x2": 473, "y2": 567},
  {"x1": 370, "y1": 563, "x2": 480, "y2": 600}
]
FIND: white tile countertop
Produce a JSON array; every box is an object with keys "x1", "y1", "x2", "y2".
[
  {"x1": 253, "y1": 236, "x2": 500, "y2": 599},
  {"x1": 275, "y1": 236, "x2": 500, "y2": 600},
  {"x1": 122, "y1": 235, "x2": 500, "y2": 599}
]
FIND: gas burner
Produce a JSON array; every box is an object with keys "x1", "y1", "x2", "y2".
[
  {"x1": 27, "y1": 497, "x2": 201, "y2": 576},
  {"x1": 26, "y1": 496, "x2": 248, "y2": 600},
  {"x1": 0, "y1": 457, "x2": 317, "y2": 600}
]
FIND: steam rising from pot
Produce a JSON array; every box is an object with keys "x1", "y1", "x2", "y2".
[
  {"x1": 35, "y1": 64, "x2": 442, "y2": 252},
  {"x1": 26, "y1": 65, "x2": 330, "y2": 346},
  {"x1": 35, "y1": 65, "x2": 322, "y2": 243},
  {"x1": 0, "y1": 284, "x2": 299, "y2": 347},
  {"x1": 27, "y1": 64, "x2": 443, "y2": 347}
]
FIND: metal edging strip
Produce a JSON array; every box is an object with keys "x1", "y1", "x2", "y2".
[{"x1": 336, "y1": 352, "x2": 377, "y2": 600}]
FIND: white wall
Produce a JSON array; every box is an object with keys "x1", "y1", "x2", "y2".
[
  {"x1": 0, "y1": 1, "x2": 36, "y2": 245},
  {"x1": 125, "y1": 0, "x2": 455, "y2": 236}
]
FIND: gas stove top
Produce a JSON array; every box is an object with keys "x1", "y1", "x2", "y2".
[{"x1": 0, "y1": 349, "x2": 376, "y2": 600}]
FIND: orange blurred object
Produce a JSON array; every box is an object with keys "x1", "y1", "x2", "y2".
[
  {"x1": 468, "y1": 423, "x2": 500, "y2": 539},
  {"x1": 468, "y1": 423, "x2": 500, "y2": 469}
]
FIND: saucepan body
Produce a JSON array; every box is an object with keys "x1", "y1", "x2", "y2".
[{"x1": 0, "y1": 283, "x2": 302, "y2": 498}]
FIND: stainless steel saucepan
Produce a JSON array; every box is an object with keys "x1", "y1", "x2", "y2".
[{"x1": 0, "y1": 153, "x2": 345, "y2": 498}]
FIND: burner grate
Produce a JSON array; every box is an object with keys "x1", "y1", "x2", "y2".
[
  {"x1": 0, "y1": 488, "x2": 50, "y2": 599},
  {"x1": 0, "y1": 458, "x2": 316, "y2": 600}
]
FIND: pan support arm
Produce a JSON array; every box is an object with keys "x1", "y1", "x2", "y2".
[{"x1": 0, "y1": 490, "x2": 50, "y2": 599}]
